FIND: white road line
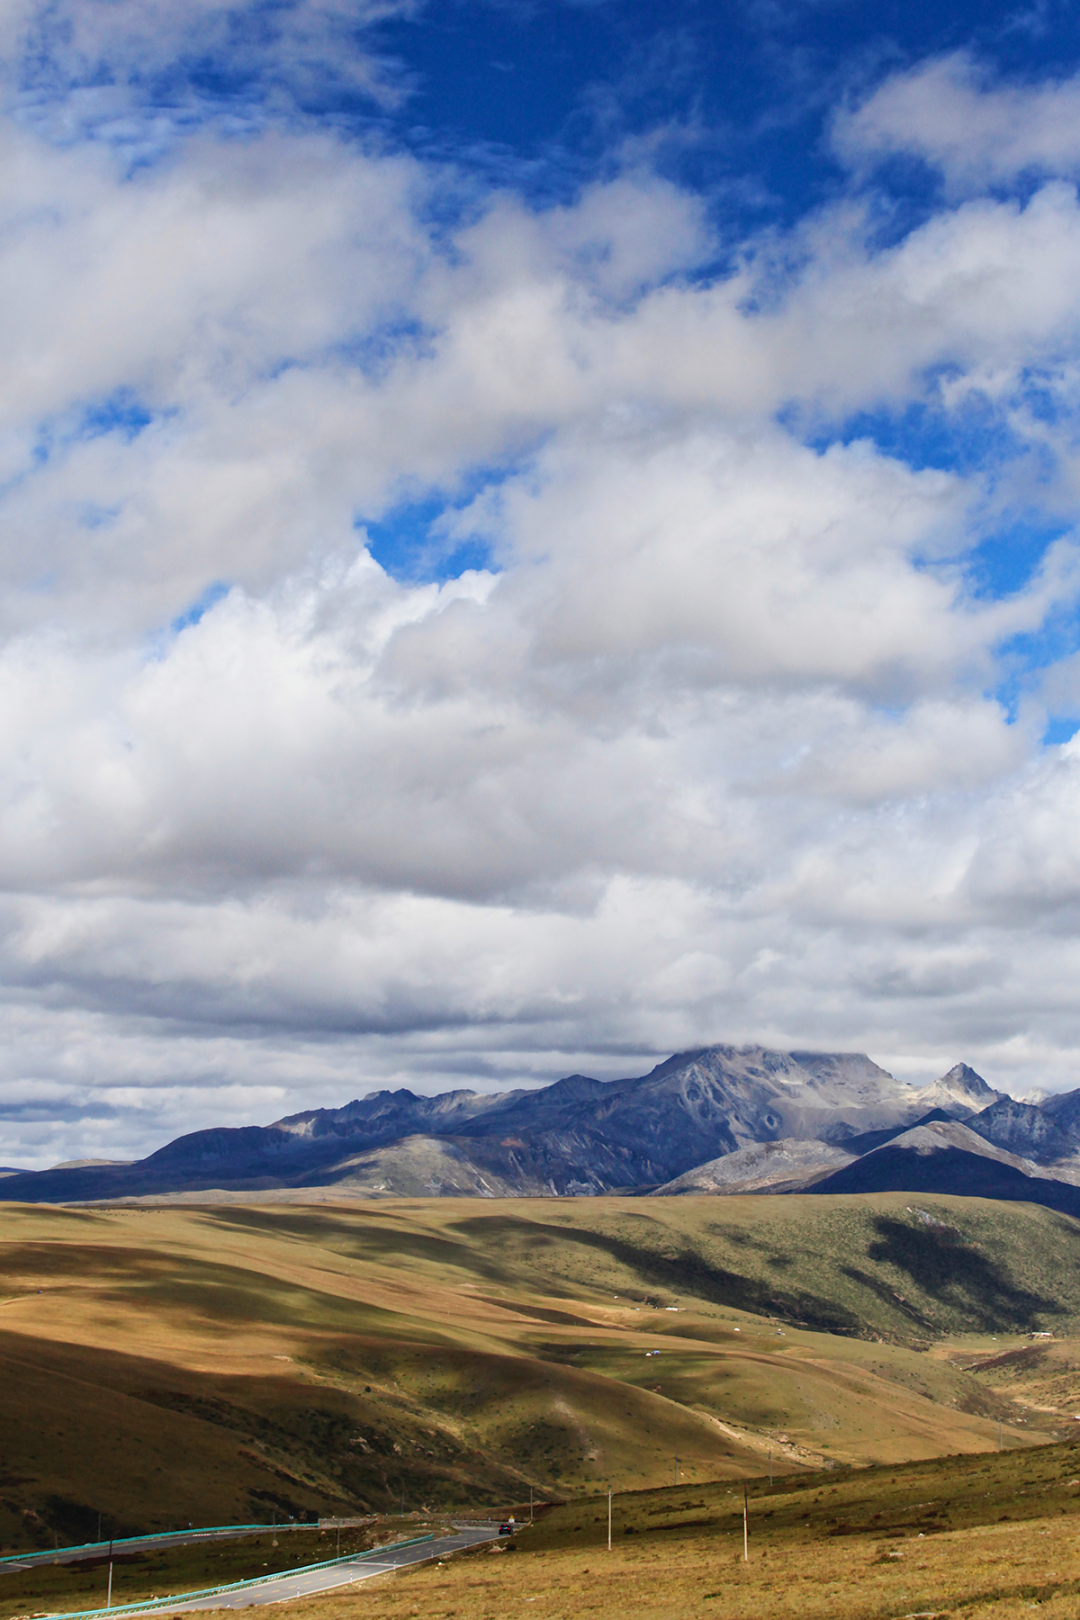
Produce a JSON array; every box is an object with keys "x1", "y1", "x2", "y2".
[{"x1": 162, "y1": 1529, "x2": 500, "y2": 1611}]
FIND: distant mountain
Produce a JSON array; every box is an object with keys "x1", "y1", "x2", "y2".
[
  {"x1": 273, "y1": 1087, "x2": 519, "y2": 1144},
  {"x1": 48, "y1": 1158, "x2": 133, "y2": 1170},
  {"x1": 651, "y1": 1137, "x2": 857, "y2": 1195},
  {"x1": 836, "y1": 1107, "x2": 961, "y2": 1158},
  {"x1": 0, "y1": 1043, "x2": 992, "y2": 1203},
  {"x1": 274, "y1": 1133, "x2": 532, "y2": 1198},
  {"x1": 1038, "y1": 1087, "x2": 1080, "y2": 1139},
  {"x1": 919, "y1": 1063, "x2": 1003, "y2": 1113},
  {"x1": 809, "y1": 1118, "x2": 1080, "y2": 1218},
  {"x1": 19, "y1": 1045, "x2": 1080, "y2": 1210},
  {"x1": 965, "y1": 1097, "x2": 1076, "y2": 1162}
]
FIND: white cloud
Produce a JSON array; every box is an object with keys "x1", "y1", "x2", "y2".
[
  {"x1": 7, "y1": 0, "x2": 416, "y2": 139},
  {"x1": 3, "y1": 33, "x2": 1080, "y2": 1163},
  {"x1": 835, "y1": 53, "x2": 1080, "y2": 192}
]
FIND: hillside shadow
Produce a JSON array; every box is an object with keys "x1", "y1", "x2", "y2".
[
  {"x1": 838, "y1": 1265, "x2": 936, "y2": 1331},
  {"x1": 859, "y1": 1215, "x2": 1063, "y2": 1333},
  {"x1": 454, "y1": 1215, "x2": 864, "y2": 1335},
  {"x1": 0, "y1": 1241, "x2": 443, "y2": 1337},
  {"x1": 203, "y1": 1208, "x2": 517, "y2": 1285},
  {"x1": 0, "y1": 1327, "x2": 525, "y2": 1540}
]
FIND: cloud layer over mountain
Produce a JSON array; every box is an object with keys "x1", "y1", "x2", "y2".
[{"x1": 3, "y1": 1, "x2": 1080, "y2": 1165}]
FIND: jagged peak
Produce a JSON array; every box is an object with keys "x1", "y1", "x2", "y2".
[{"x1": 940, "y1": 1062, "x2": 994, "y2": 1091}]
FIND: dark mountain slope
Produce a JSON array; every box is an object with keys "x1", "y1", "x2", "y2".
[
  {"x1": 839, "y1": 1108, "x2": 959, "y2": 1158},
  {"x1": 810, "y1": 1119, "x2": 1080, "y2": 1218}
]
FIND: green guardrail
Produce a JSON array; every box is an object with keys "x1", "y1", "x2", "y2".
[
  {"x1": 0, "y1": 1526, "x2": 292, "y2": 1569},
  {"x1": 33, "y1": 1534, "x2": 437, "y2": 1620}
]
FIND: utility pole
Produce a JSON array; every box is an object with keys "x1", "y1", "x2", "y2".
[
  {"x1": 107, "y1": 1539, "x2": 113, "y2": 1609},
  {"x1": 743, "y1": 1486, "x2": 749, "y2": 1563},
  {"x1": 336, "y1": 1524, "x2": 340, "y2": 1558},
  {"x1": 607, "y1": 1489, "x2": 612, "y2": 1552}
]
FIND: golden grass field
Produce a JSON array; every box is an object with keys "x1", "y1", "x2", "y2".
[
  {"x1": 269, "y1": 1445, "x2": 1080, "y2": 1620},
  {"x1": 14, "y1": 1444, "x2": 1080, "y2": 1620},
  {"x1": 2, "y1": 1187, "x2": 1080, "y2": 1590}
]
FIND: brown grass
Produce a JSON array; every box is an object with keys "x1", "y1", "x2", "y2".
[
  {"x1": 0, "y1": 1193, "x2": 1076, "y2": 1553},
  {"x1": 192, "y1": 1444, "x2": 1080, "y2": 1620}
]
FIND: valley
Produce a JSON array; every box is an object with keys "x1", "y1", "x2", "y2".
[{"x1": 2, "y1": 1193, "x2": 1080, "y2": 1560}]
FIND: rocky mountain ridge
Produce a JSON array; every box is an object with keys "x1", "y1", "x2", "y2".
[{"x1": 1, "y1": 1042, "x2": 1078, "y2": 1207}]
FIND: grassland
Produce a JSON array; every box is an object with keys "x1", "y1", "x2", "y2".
[
  {"x1": 248, "y1": 1440, "x2": 1080, "y2": 1620},
  {"x1": 17, "y1": 1442, "x2": 1080, "y2": 1620},
  {"x1": 1, "y1": 1192, "x2": 1079, "y2": 1558}
]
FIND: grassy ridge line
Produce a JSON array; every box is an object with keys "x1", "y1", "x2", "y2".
[
  {"x1": 0, "y1": 1193, "x2": 1073, "y2": 1551},
  {"x1": 524, "y1": 1432, "x2": 1080, "y2": 1548}
]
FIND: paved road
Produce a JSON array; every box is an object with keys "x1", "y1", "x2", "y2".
[
  {"x1": 1, "y1": 1528, "x2": 301, "y2": 1573},
  {"x1": 169, "y1": 1526, "x2": 502, "y2": 1611}
]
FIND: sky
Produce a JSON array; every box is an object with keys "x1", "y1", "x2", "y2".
[{"x1": 4, "y1": 0, "x2": 1080, "y2": 1165}]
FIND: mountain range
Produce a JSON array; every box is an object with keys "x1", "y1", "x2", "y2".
[{"x1": 6, "y1": 1041, "x2": 1080, "y2": 1211}]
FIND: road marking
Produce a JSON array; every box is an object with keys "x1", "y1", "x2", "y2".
[{"x1": 32, "y1": 1527, "x2": 502, "y2": 1617}]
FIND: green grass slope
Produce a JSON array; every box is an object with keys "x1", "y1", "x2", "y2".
[
  {"x1": 523, "y1": 1433, "x2": 1080, "y2": 1551},
  {"x1": 0, "y1": 1192, "x2": 1078, "y2": 1553},
  {"x1": 427, "y1": 1194, "x2": 1080, "y2": 1342}
]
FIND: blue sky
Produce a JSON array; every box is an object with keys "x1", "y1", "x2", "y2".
[{"x1": 4, "y1": 0, "x2": 1080, "y2": 1161}]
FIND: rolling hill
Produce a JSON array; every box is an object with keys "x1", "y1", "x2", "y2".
[{"x1": 0, "y1": 1192, "x2": 1079, "y2": 1549}]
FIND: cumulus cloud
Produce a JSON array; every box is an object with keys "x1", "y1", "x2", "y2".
[
  {"x1": 2, "y1": 15, "x2": 1080, "y2": 1163},
  {"x1": 834, "y1": 53, "x2": 1080, "y2": 192}
]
